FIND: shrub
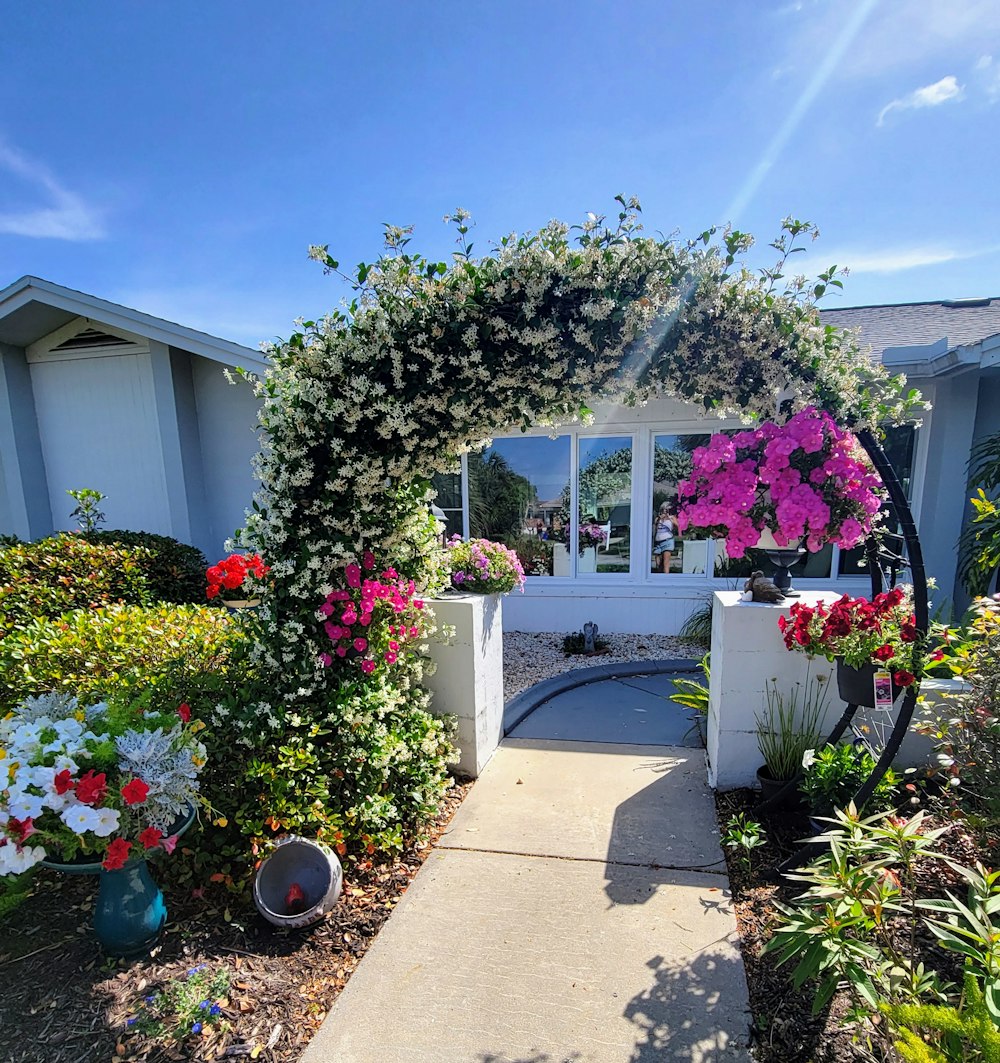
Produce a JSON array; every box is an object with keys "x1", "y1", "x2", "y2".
[
  {"x1": 0, "y1": 535, "x2": 151, "y2": 637},
  {"x1": 82, "y1": 530, "x2": 207, "y2": 604},
  {"x1": 800, "y1": 742, "x2": 899, "y2": 818},
  {"x1": 0, "y1": 603, "x2": 234, "y2": 712}
]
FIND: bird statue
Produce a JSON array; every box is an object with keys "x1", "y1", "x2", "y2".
[{"x1": 743, "y1": 570, "x2": 786, "y2": 603}]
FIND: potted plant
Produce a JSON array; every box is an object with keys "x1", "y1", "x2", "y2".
[
  {"x1": 205, "y1": 552, "x2": 269, "y2": 607},
  {"x1": 799, "y1": 742, "x2": 899, "y2": 826},
  {"x1": 677, "y1": 406, "x2": 886, "y2": 559},
  {"x1": 755, "y1": 672, "x2": 829, "y2": 805},
  {"x1": 0, "y1": 691, "x2": 205, "y2": 954},
  {"x1": 778, "y1": 586, "x2": 919, "y2": 706},
  {"x1": 445, "y1": 536, "x2": 526, "y2": 595}
]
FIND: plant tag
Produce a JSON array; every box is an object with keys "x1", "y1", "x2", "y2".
[{"x1": 873, "y1": 670, "x2": 894, "y2": 712}]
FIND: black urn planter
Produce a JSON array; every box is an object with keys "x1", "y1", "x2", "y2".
[
  {"x1": 756, "y1": 765, "x2": 802, "y2": 809},
  {"x1": 835, "y1": 659, "x2": 902, "y2": 709}
]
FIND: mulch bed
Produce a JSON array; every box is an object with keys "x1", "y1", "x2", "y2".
[
  {"x1": 0, "y1": 780, "x2": 472, "y2": 1063},
  {"x1": 716, "y1": 788, "x2": 995, "y2": 1063}
]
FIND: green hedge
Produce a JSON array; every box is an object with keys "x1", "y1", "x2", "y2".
[
  {"x1": 0, "y1": 603, "x2": 234, "y2": 712},
  {"x1": 0, "y1": 536, "x2": 151, "y2": 638},
  {"x1": 81, "y1": 530, "x2": 207, "y2": 604}
]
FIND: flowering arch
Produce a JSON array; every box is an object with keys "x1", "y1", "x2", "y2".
[{"x1": 237, "y1": 203, "x2": 923, "y2": 850}]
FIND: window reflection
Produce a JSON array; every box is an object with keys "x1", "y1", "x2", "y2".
[
  {"x1": 652, "y1": 434, "x2": 711, "y2": 575},
  {"x1": 467, "y1": 436, "x2": 571, "y2": 577},
  {"x1": 575, "y1": 437, "x2": 632, "y2": 576},
  {"x1": 430, "y1": 470, "x2": 463, "y2": 539}
]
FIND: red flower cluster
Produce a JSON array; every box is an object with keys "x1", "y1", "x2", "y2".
[
  {"x1": 778, "y1": 587, "x2": 921, "y2": 682},
  {"x1": 205, "y1": 553, "x2": 269, "y2": 600},
  {"x1": 76, "y1": 770, "x2": 108, "y2": 806},
  {"x1": 103, "y1": 838, "x2": 132, "y2": 871}
]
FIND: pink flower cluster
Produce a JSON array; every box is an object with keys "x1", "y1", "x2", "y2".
[
  {"x1": 318, "y1": 551, "x2": 425, "y2": 675},
  {"x1": 676, "y1": 407, "x2": 885, "y2": 558}
]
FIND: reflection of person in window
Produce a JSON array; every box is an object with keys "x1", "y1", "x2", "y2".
[{"x1": 652, "y1": 502, "x2": 675, "y2": 573}]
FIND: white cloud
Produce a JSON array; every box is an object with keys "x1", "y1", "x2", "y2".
[
  {"x1": 0, "y1": 139, "x2": 105, "y2": 240},
  {"x1": 877, "y1": 75, "x2": 965, "y2": 125},
  {"x1": 974, "y1": 54, "x2": 1000, "y2": 101},
  {"x1": 796, "y1": 242, "x2": 998, "y2": 276}
]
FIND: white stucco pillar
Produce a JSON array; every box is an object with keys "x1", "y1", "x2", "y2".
[
  {"x1": 707, "y1": 590, "x2": 840, "y2": 789},
  {"x1": 424, "y1": 593, "x2": 504, "y2": 777}
]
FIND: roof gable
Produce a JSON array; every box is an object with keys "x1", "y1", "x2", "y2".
[{"x1": 0, "y1": 276, "x2": 268, "y2": 370}]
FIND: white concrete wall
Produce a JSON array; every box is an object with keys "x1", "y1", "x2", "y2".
[
  {"x1": 708, "y1": 591, "x2": 840, "y2": 790},
  {"x1": 423, "y1": 593, "x2": 504, "y2": 777},
  {"x1": 191, "y1": 355, "x2": 261, "y2": 558}
]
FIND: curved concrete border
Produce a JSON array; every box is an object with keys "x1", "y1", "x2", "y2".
[{"x1": 503, "y1": 657, "x2": 701, "y2": 734}]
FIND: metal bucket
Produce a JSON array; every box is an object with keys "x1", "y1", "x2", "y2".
[{"x1": 253, "y1": 836, "x2": 343, "y2": 929}]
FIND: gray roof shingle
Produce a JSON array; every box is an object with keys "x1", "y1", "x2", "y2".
[{"x1": 819, "y1": 298, "x2": 1000, "y2": 361}]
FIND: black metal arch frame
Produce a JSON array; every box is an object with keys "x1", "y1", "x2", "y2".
[{"x1": 756, "y1": 427, "x2": 928, "y2": 819}]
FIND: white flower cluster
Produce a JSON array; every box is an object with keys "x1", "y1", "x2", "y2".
[{"x1": 236, "y1": 207, "x2": 923, "y2": 742}]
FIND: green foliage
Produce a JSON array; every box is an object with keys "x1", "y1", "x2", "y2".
[
  {"x1": 883, "y1": 972, "x2": 1000, "y2": 1062},
  {"x1": 755, "y1": 672, "x2": 829, "y2": 781},
  {"x1": 81, "y1": 530, "x2": 208, "y2": 604},
  {"x1": 721, "y1": 812, "x2": 765, "y2": 869},
  {"x1": 799, "y1": 742, "x2": 899, "y2": 817},
  {"x1": 0, "y1": 869, "x2": 36, "y2": 922},
  {"x1": 765, "y1": 808, "x2": 954, "y2": 1019},
  {"x1": 0, "y1": 534, "x2": 151, "y2": 637},
  {"x1": 127, "y1": 964, "x2": 230, "y2": 1041},
  {"x1": 670, "y1": 654, "x2": 710, "y2": 715},
  {"x1": 919, "y1": 604, "x2": 1000, "y2": 821},
  {"x1": 66, "y1": 487, "x2": 106, "y2": 532},
  {"x1": 243, "y1": 675, "x2": 456, "y2": 856},
  {"x1": 678, "y1": 598, "x2": 713, "y2": 647},
  {"x1": 959, "y1": 430, "x2": 1000, "y2": 597},
  {"x1": 0, "y1": 603, "x2": 235, "y2": 712}
]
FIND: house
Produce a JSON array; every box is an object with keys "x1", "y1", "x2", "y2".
[
  {"x1": 0, "y1": 276, "x2": 265, "y2": 563},
  {"x1": 2, "y1": 277, "x2": 996, "y2": 629}
]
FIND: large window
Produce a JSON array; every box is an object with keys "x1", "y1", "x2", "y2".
[
  {"x1": 577, "y1": 436, "x2": 632, "y2": 576},
  {"x1": 650, "y1": 434, "x2": 711, "y2": 575},
  {"x1": 468, "y1": 435, "x2": 571, "y2": 577}
]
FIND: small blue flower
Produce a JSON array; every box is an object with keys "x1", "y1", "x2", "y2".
[
  {"x1": 209, "y1": 1004, "x2": 221, "y2": 1016},
  {"x1": 199, "y1": 999, "x2": 210, "y2": 1010},
  {"x1": 191, "y1": 1022, "x2": 203, "y2": 1034},
  {"x1": 126, "y1": 1017, "x2": 137, "y2": 1027},
  {"x1": 144, "y1": 995, "x2": 156, "y2": 1004},
  {"x1": 186, "y1": 964, "x2": 207, "y2": 977}
]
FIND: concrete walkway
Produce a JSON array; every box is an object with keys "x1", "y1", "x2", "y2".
[{"x1": 302, "y1": 676, "x2": 752, "y2": 1063}]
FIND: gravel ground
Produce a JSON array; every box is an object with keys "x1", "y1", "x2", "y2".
[{"x1": 502, "y1": 630, "x2": 705, "y2": 700}]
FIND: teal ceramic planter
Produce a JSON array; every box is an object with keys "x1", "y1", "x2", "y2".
[
  {"x1": 94, "y1": 859, "x2": 167, "y2": 956},
  {"x1": 40, "y1": 805, "x2": 195, "y2": 956}
]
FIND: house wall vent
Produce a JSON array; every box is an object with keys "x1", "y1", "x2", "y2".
[{"x1": 51, "y1": 327, "x2": 138, "y2": 352}]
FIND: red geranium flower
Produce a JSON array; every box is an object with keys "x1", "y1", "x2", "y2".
[
  {"x1": 53, "y1": 769, "x2": 75, "y2": 795},
  {"x1": 102, "y1": 838, "x2": 132, "y2": 871},
  {"x1": 177, "y1": 702, "x2": 191, "y2": 724},
  {"x1": 121, "y1": 778, "x2": 150, "y2": 806},
  {"x1": 893, "y1": 670, "x2": 916, "y2": 687},
  {"x1": 873, "y1": 645, "x2": 895, "y2": 662},
  {"x1": 76, "y1": 770, "x2": 107, "y2": 806},
  {"x1": 138, "y1": 826, "x2": 164, "y2": 850}
]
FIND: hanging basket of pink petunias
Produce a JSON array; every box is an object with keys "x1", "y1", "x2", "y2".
[{"x1": 676, "y1": 407, "x2": 887, "y2": 557}]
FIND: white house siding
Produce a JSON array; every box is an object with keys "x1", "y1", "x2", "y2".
[
  {"x1": 191, "y1": 354, "x2": 261, "y2": 559},
  {"x1": 29, "y1": 350, "x2": 171, "y2": 536}
]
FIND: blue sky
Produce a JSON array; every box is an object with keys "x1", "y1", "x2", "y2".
[{"x1": 2, "y1": 0, "x2": 999, "y2": 348}]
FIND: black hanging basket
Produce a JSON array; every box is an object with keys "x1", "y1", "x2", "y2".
[{"x1": 835, "y1": 659, "x2": 902, "y2": 708}]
